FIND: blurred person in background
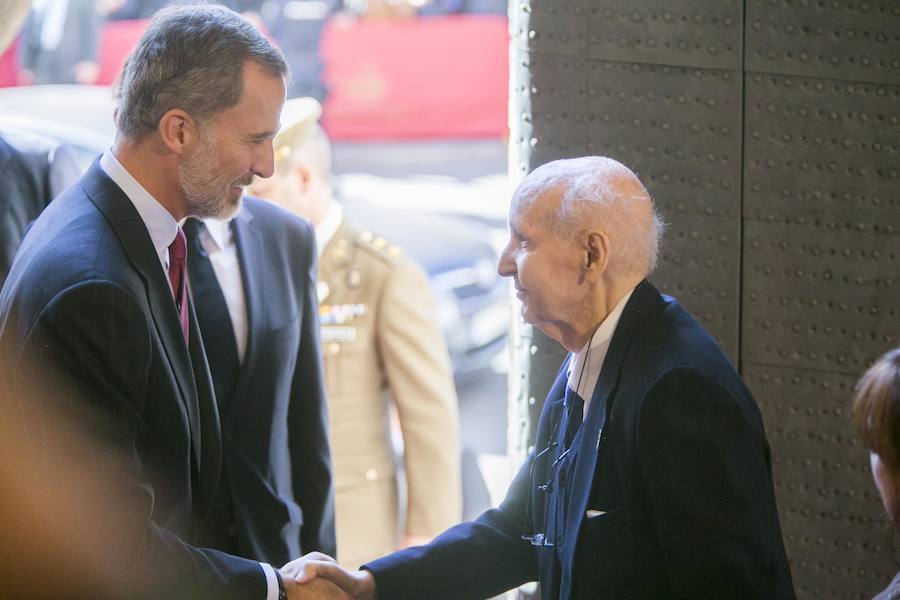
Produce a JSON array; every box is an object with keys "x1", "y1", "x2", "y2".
[
  {"x1": 181, "y1": 197, "x2": 336, "y2": 565},
  {"x1": 249, "y1": 97, "x2": 462, "y2": 568},
  {"x1": 261, "y1": 0, "x2": 341, "y2": 101},
  {"x1": 0, "y1": 0, "x2": 32, "y2": 51},
  {"x1": 0, "y1": 359, "x2": 163, "y2": 599},
  {"x1": 0, "y1": 0, "x2": 81, "y2": 285},
  {"x1": 0, "y1": 129, "x2": 80, "y2": 286},
  {"x1": 343, "y1": 0, "x2": 417, "y2": 20},
  {"x1": 418, "y1": 0, "x2": 505, "y2": 15},
  {"x1": 108, "y1": 0, "x2": 180, "y2": 19},
  {"x1": 852, "y1": 347, "x2": 900, "y2": 600},
  {"x1": 19, "y1": 0, "x2": 103, "y2": 84}
]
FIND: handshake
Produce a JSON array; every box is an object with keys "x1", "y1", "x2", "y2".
[{"x1": 279, "y1": 553, "x2": 378, "y2": 600}]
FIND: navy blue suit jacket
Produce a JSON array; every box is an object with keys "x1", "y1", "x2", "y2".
[
  {"x1": 365, "y1": 280, "x2": 795, "y2": 599},
  {"x1": 0, "y1": 161, "x2": 267, "y2": 598},
  {"x1": 200, "y1": 197, "x2": 336, "y2": 564}
]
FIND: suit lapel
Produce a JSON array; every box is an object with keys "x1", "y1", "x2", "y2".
[
  {"x1": 82, "y1": 161, "x2": 203, "y2": 468},
  {"x1": 226, "y1": 207, "x2": 262, "y2": 424},
  {"x1": 187, "y1": 295, "x2": 222, "y2": 526},
  {"x1": 559, "y1": 280, "x2": 663, "y2": 595}
]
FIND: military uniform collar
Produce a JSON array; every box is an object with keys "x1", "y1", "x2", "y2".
[{"x1": 315, "y1": 201, "x2": 343, "y2": 258}]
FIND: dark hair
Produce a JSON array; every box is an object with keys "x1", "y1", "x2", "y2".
[
  {"x1": 852, "y1": 348, "x2": 900, "y2": 468},
  {"x1": 115, "y1": 4, "x2": 288, "y2": 140}
]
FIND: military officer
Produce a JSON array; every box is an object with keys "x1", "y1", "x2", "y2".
[{"x1": 249, "y1": 98, "x2": 462, "y2": 568}]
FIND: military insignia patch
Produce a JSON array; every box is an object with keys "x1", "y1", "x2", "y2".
[
  {"x1": 320, "y1": 303, "x2": 367, "y2": 326},
  {"x1": 321, "y1": 326, "x2": 357, "y2": 343}
]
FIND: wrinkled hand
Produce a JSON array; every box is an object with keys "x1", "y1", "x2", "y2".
[
  {"x1": 282, "y1": 553, "x2": 377, "y2": 600},
  {"x1": 283, "y1": 575, "x2": 351, "y2": 600}
]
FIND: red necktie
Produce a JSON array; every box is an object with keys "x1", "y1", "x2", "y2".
[{"x1": 168, "y1": 227, "x2": 189, "y2": 344}]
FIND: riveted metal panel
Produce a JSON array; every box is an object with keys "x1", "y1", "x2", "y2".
[
  {"x1": 586, "y1": 59, "x2": 742, "y2": 360},
  {"x1": 746, "y1": 0, "x2": 900, "y2": 85},
  {"x1": 744, "y1": 73, "x2": 900, "y2": 228},
  {"x1": 510, "y1": 49, "x2": 535, "y2": 180},
  {"x1": 742, "y1": 219, "x2": 898, "y2": 374},
  {"x1": 746, "y1": 364, "x2": 894, "y2": 599},
  {"x1": 651, "y1": 215, "x2": 741, "y2": 358},
  {"x1": 514, "y1": 0, "x2": 588, "y2": 57},
  {"x1": 525, "y1": 51, "x2": 590, "y2": 167},
  {"x1": 585, "y1": 1, "x2": 742, "y2": 70},
  {"x1": 743, "y1": 72, "x2": 900, "y2": 375},
  {"x1": 586, "y1": 60, "x2": 742, "y2": 216}
]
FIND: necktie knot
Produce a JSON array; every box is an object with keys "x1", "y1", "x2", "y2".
[{"x1": 169, "y1": 227, "x2": 187, "y2": 264}]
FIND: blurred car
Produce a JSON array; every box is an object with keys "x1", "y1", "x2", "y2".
[{"x1": 0, "y1": 84, "x2": 509, "y2": 377}]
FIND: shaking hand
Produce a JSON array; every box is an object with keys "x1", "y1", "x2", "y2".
[{"x1": 282, "y1": 552, "x2": 377, "y2": 600}]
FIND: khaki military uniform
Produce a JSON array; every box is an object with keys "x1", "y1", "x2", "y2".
[{"x1": 318, "y1": 218, "x2": 462, "y2": 567}]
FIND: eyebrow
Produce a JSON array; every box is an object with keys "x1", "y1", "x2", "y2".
[{"x1": 246, "y1": 131, "x2": 276, "y2": 144}]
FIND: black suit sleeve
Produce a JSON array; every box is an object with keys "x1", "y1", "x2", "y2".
[
  {"x1": 364, "y1": 417, "x2": 541, "y2": 599},
  {"x1": 288, "y1": 224, "x2": 337, "y2": 556},
  {"x1": 638, "y1": 368, "x2": 782, "y2": 599},
  {"x1": 12, "y1": 281, "x2": 266, "y2": 599}
]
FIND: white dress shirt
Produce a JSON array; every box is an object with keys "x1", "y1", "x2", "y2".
[
  {"x1": 196, "y1": 218, "x2": 249, "y2": 363},
  {"x1": 99, "y1": 150, "x2": 278, "y2": 600},
  {"x1": 566, "y1": 287, "x2": 635, "y2": 421}
]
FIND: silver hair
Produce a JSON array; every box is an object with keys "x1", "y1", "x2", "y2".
[
  {"x1": 516, "y1": 156, "x2": 664, "y2": 275},
  {"x1": 115, "y1": 4, "x2": 288, "y2": 141}
]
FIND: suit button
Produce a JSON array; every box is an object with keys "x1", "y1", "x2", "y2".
[{"x1": 365, "y1": 468, "x2": 378, "y2": 481}]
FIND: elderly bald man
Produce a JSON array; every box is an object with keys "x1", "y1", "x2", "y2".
[{"x1": 285, "y1": 157, "x2": 796, "y2": 600}]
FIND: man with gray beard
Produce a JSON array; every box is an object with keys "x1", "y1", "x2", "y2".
[{"x1": 0, "y1": 5, "x2": 344, "y2": 600}]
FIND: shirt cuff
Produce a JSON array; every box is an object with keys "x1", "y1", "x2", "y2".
[{"x1": 261, "y1": 562, "x2": 279, "y2": 600}]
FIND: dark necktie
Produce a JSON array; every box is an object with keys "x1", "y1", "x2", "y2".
[
  {"x1": 168, "y1": 227, "x2": 189, "y2": 343},
  {"x1": 183, "y1": 218, "x2": 241, "y2": 414},
  {"x1": 562, "y1": 385, "x2": 584, "y2": 449}
]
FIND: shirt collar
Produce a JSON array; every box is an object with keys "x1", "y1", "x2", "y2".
[
  {"x1": 567, "y1": 287, "x2": 635, "y2": 403},
  {"x1": 314, "y1": 202, "x2": 343, "y2": 258},
  {"x1": 99, "y1": 149, "x2": 178, "y2": 270},
  {"x1": 200, "y1": 217, "x2": 234, "y2": 253}
]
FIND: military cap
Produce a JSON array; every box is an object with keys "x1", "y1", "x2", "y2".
[{"x1": 274, "y1": 96, "x2": 323, "y2": 163}]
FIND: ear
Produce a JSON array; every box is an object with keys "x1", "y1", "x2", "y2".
[
  {"x1": 158, "y1": 109, "x2": 198, "y2": 155},
  {"x1": 293, "y1": 164, "x2": 314, "y2": 194},
  {"x1": 584, "y1": 230, "x2": 610, "y2": 275}
]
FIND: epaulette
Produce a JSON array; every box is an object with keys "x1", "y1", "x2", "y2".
[{"x1": 352, "y1": 230, "x2": 402, "y2": 265}]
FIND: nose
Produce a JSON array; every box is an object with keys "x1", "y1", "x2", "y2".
[
  {"x1": 497, "y1": 236, "x2": 516, "y2": 279},
  {"x1": 252, "y1": 140, "x2": 277, "y2": 179}
]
